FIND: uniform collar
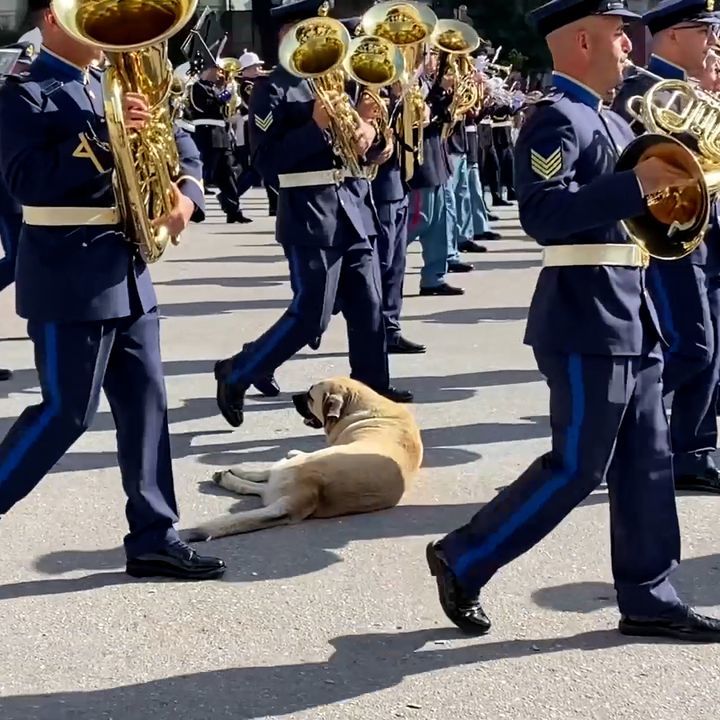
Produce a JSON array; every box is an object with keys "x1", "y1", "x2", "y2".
[
  {"x1": 551, "y1": 72, "x2": 603, "y2": 112},
  {"x1": 647, "y1": 54, "x2": 687, "y2": 80},
  {"x1": 36, "y1": 46, "x2": 88, "y2": 83}
]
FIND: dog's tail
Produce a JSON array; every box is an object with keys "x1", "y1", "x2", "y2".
[{"x1": 182, "y1": 489, "x2": 319, "y2": 542}]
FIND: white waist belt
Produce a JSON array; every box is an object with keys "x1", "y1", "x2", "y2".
[
  {"x1": 278, "y1": 169, "x2": 352, "y2": 188},
  {"x1": 466, "y1": 126, "x2": 477, "y2": 133},
  {"x1": 177, "y1": 120, "x2": 195, "y2": 133},
  {"x1": 492, "y1": 120, "x2": 513, "y2": 127},
  {"x1": 194, "y1": 119, "x2": 226, "y2": 128},
  {"x1": 542, "y1": 244, "x2": 647, "y2": 268},
  {"x1": 22, "y1": 206, "x2": 120, "y2": 226}
]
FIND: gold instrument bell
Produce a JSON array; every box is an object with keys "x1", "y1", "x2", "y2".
[
  {"x1": 361, "y1": 1, "x2": 438, "y2": 180},
  {"x1": 616, "y1": 78, "x2": 720, "y2": 260},
  {"x1": 343, "y1": 33, "x2": 405, "y2": 180},
  {"x1": 279, "y1": 1, "x2": 363, "y2": 176},
  {"x1": 51, "y1": 0, "x2": 198, "y2": 264}
]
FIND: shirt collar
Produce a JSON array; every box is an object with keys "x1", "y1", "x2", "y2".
[
  {"x1": 647, "y1": 54, "x2": 687, "y2": 80},
  {"x1": 36, "y1": 46, "x2": 88, "y2": 83},
  {"x1": 551, "y1": 72, "x2": 603, "y2": 112}
]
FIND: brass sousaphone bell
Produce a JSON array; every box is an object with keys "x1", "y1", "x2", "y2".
[{"x1": 616, "y1": 74, "x2": 720, "y2": 260}]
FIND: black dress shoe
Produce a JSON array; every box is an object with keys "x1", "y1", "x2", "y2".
[
  {"x1": 0, "y1": 368, "x2": 11, "y2": 381},
  {"x1": 419, "y1": 283, "x2": 465, "y2": 296},
  {"x1": 459, "y1": 240, "x2": 488, "y2": 253},
  {"x1": 619, "y1": 607, "x2": 720, "y2": 642},
  {"x1": 226, "y1": 211, "x2": 253, "y2": 224},
  {"x1": 492, "y1": 197, "x2": 512, "y2": 207},
  {"x1": 253, "y1": 374, "x2": 281, "y2": 397},
  {"x1": 487, "y1": 213, "x2": 499, "y2": 221},
  {"x1": 426, "y1": 542, "x2": 491, "y2": 636},
  {"x1": 126, "y1": 543, "x2": 226, "y2": 581},
  {"x1": 675, "y1": 467, "x2": 720, "y2": 493},
  {"x1": 308, "y1": 336, "x2": 322, "y2": 351},
  {"x1": 380, "y1": 386, "x2": 414, "y2": 403},
  {"x1": 214, "y1": 359, "x2": 248, "y2": 428},
  {"x1": 388, "y1": 336, "x2": 426, "y2": 354},
  {"x1": 448, "y1": 261, "x2": 473, "y2": 273},
  {"x1": 475, "y1": 231, "x2": 502, "y2": 241}
]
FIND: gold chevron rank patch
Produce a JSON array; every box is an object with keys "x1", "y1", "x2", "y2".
[
  {"x1": 254, "y1": 112, "x2": 273, "y2": 132},
  {"x1": 530, "y1": 147, "x2": 562, "y2": 180}
]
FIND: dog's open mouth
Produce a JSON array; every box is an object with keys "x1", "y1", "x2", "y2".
[{"x1": 292, "y1": 393, "x2": 323, "y2": 429}]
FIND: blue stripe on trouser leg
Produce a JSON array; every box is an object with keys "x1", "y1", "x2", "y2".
[
  {"x1": 0, "y1": 320, "x2": 109, "y2": 515},
  {"x1": 228, "y1": 245, "x2": 342, "y2": 385},
  {"x1": 452, "y1": 353, "x2": 585, "y2": 577},
  {"x1": 0, "y1": 323, "x2": 60, "y2": 488}
]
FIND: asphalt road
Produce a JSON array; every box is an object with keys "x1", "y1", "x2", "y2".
[{"x1": 0, "y1": 190, "x2": 718, "y2": 720}]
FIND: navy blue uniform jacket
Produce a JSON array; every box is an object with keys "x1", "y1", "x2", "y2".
[
  {"x1": 248, "y1": 66, "x2": 376, "y2": 246},
  {"x1": 0, "y1": 51, "x2": 205, "y2": 323},
  {"x1": 516, "y1": 80, "x2": 662, "y2": 355}
]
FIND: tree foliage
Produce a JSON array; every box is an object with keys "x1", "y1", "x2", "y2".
[{"x1": 435, "y1": 0, "x2": 552, "y2": 73}]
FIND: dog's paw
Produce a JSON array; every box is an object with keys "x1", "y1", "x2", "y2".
[
  {"x1": 286, "y1": 449, "x2": 306, "y2": 458},
  {"x1": 180, "y1": 527, "x2": 213, "y2": 543}
]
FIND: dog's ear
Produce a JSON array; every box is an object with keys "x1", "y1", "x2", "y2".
[{"x1": 322, "y1": 392, "x2": 345, "y2": 429}]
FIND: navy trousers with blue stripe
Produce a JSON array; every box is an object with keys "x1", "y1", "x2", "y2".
[
  {"x1": 376, "y1": 197, "x2": 409, "y2": 341},
  {"x1": 0, "y1": 309, "x2": 181, "y2": 557},
  {"x1": 646, "y1": 262, "x2": 715, "y2": 475},
  {"x1": 230, "y1": 236, "x2": 389, "y2": 390},
  {"x1": 439, "y1": 344, "x2": 683, "y2": 619}
]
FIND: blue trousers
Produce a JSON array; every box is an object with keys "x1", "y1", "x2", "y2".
[
  {"x1": 444, "y1": 153, "x2": 474, "y2": 262},
  {"x1": 408, "y1": 185, "x2": 448, "y2": 289},
  {"x1": 468, "y1": 162, "x2": 490, "y2": 236},
  {"x1": 0, "y1": 309, "x2": 180, "y2": 557},
  {"x1": 439, "y1": 344, "x2": 683, "y2": 619},
  {"x1": 647, "y1": 262, "x2": 716, "y2": 475},
  {"x1": 230, "y1": 234, "x2": 389, "y2": 391},
  {"x1": 376, "y1": 197, "x2": 409, "y2": 340},
  {"x1": 0, "y1": 211, "x2": 21, "y2": 292}
]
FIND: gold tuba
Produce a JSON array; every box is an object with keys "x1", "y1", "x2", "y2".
[
  {"x1": 616, "y1": 73, "x2": 720, "y2": 260},
  {"x1": 279, "y1": 1, "x2": 363, "y2": 176},
  {"x1": 362, "y1": 1, "x2": 438, "y2": 180},
  {"x1": 343, "y1": 33, "x2": 405, "y2": 180},
  {"x1": 51, "y1": 0, "x2": 197, "y2": 264},
  {"x1": 429, "y1": 19, "x2": 482, "y2": 140}
]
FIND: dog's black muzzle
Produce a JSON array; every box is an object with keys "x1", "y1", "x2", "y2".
[{"x1": 292, "y1": 393, "x2": 323, "y2": 429}]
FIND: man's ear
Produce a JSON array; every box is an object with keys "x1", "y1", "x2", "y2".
[{"x1": 322, "y1": 392, "x2": 345, "y2": 429}]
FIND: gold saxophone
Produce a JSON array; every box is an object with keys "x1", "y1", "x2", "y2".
[
  {"x1": 52, "y1": 0, "x2": 198, "y2": 264},
  {"x1": 279, "y1": 1, "x2": 363, "y2": 176}
]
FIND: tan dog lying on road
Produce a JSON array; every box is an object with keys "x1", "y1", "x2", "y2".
[{"x1": 187, "y1": 377, "x2": 423, "y2": 540}]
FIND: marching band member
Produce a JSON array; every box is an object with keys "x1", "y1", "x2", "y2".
[
  {"x1": 189, "y1": 64, "x2": 251, "y2": 224},
  {"x1": 426, "y1": 0, "x2": 720, "y2": 641},
  {"x1": 368, "y1": 82, "x2": 427, "y2": 355},
  {"x1": 0, "y1": 40, "x2": 36, "y2": 383},
  {"x1": 0, "y1": 0, "x2": 226, "y2": 581},
  {"x1": 408, "y1": 51, "x2": 463, "y2": 296},
  {"x1": 465, "y1": 101, "x2": 501, "y2": 244},
  {"x1": 612, "y1": 0, "x2": 720, "y2": 494},
  {"x1": 442, "y1": 93, "x2": 483, "y2": 265},
  {"x1": 213, "y1": 0, "x2": 412, "y2": 429}
]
